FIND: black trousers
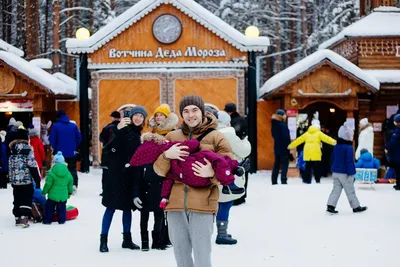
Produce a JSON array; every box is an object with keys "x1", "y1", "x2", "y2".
[
  {"x1": 140, "y1": 210, "x2": 164, "y2": 234},
  {"x1": 0, "y1": 173, "x2": 8, "y2": 188},
  {"x1": 12, "y1": 184, "x2": 34, "y2": 217},
  {"x1": 304, "y1": 161, "x2": 322, "y2": 184},
  {"x1": 271, "y1": 153, "x2": 289, "y2": 185},
  {"x1": 392, "y1": 162, "x2": 400, "y2": 187},
  {"x1": 65, "y1": 157, "x2": 78, "y2": 187}
]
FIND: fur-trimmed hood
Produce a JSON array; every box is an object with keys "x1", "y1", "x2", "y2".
[
  {"x1": 272, "y1": 114, "x2": 285, "y2": 122},
  {"x1": 148, "y1": 112, "x2": 179, "y2": 135},
  {"x1": 140, "y1": 132, "x2": 167, "y2": 144}
]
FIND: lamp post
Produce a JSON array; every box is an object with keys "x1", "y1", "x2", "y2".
[
  {"x1": 76, "y1": 28, "x2": 91, "y2": 173},
  {"x1": 245, "y1": 26, "x2": 260, "y2": 173}
]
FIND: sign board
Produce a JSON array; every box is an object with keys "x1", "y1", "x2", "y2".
[
  {"x1": 397, "y1": 46, "x2": 400, "y2": 57},
  {"x1": 346, "y1": 118, "x2": 355, "y2": 130},
  {"x1": 108, "y1": 47, "x2": 227, "y2": 59},
  {"x1": 288, "y1": 117, "x2": 297, "y2": 140},
  {"x1": 387, "y1": 105, "x2": 398, "y2": 119},
  {"x1": 373, "y1": 123, "x2": 382, "y2": 132},
  {"x1": 0, "y1": 99, "x2": 33, "y2": 112},
  {"x1": 286, "y1": 109, "x2": 298, "y2": 117}
]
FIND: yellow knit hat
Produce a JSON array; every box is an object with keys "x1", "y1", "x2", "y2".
[{"x1": 154, "y1": 104, "x2": 171, "y2": 117}]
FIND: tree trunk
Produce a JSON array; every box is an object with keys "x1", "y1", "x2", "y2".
[
  {"x1": 43, "y1": 0, "x2": 50, "y2": 53},
  {"x1": 26, "y1": 0, "x2": 40, "y2": 57},
  {"x1": 66, "y1": 0, "x2": 74, "y2": 77},
  {"x1": 2, "y1": 0, "x2": 13, "y2": 43},
  {"x1": 274, "y1": 0, "x2": 281, "y2": 72},
  {"x1": 16, "y1": 0, "x2": 26, "y2": 51},
  {"x1": 301, "y1": 0, "x2": 308, "y2": 56},
  {"x1": 53, "y1": 0, "x2": 60, "y2": 72}
]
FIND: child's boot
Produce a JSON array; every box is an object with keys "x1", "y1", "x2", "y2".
[
  {"x1": 326, "y1": 205, "x2": 338, "y2": 214},
  {"x1": 15, "y1": 217, "x2": 21, "y2": 226},
  {"x1": 141, "y1": 231, "x2": 149, "y2": 251},
  {"x1": 99, "y1": 234, "x2": 109, "y2": 253},
  {"x1": 216, "y1": 221, "x2": 237, "y2": 245},
  {"x1": 20, "y1": 216, "x2": 29, "y2": 228},
  {"x1": 151, "y1": 231, "x2": 166, "y2": 250},
  {"x1": 353, "y1": 206, "x2": 368, "y2": 213},
  {"x1": 222, "y1": 184, "x2": 245, "y2": 194},
  {"x1": 122, "y1": 232, "x2": 140, "y2": 250}
]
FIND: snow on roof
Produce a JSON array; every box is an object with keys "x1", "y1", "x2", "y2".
[
  {"x1": 52, "y1": 72, "x2": 92, "y2": 99},
  {"x1": 260, "y1": 49, "x2": 380, "y2": 97},
  {"x1": 363, "y1": 70, "x2": 400, "y2": 84},
  {"x1": 0, "y1": 39, "x2": 24, "y2": 57},
  {"x1": 319, "y1": 7, "x2": 400, "y2": 49},
  {"x1": 66, "y1": 0, "x2": 270, "y2": 54},
  {"x1": 30, "y1": 58, "x2": 53, "y2": 69},
  {"x1": 0, "y1": 51, "x2": 75, "y2": 95}
]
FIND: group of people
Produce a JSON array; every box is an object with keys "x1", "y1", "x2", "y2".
[
  {"x1": 2, "y1": 110, "x2": 82, "y2": 228},
  {"x1": 98, "y1": 95, "x2": 251, "y2": 267}
]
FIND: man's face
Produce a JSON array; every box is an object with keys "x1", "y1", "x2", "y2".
[
  {"x1": 182, "y1": 105, "x2": 202, "y2": 128},
  {"x1": 155, "y1": 113, "x2": 167, "y2": 124},
  {"x1": 131, "y1": 114, "x2": 144, "y2": 126}
]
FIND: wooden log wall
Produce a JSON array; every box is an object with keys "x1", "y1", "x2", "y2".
[{"x1": 358, "y1": 38, "x2": 400, "y2": 69}]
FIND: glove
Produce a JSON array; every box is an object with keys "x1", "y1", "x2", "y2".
[
  {"x1": 133, "y1": 197, "x2": 143, "y2": 209},
  {"x1": 159, "y1": 198, "x2": 168, "y2": 210},
  {"x1": 234, "y1": 158, "x2": 250, "y2": 176}
]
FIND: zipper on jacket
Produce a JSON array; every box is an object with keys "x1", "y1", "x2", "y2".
[{"x1": 184, "y1": 131, "x2": 192, "y2": 213}]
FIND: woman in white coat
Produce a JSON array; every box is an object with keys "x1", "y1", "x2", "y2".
[
  {"x1": 215, "y1": 111, "x2": 251, "y2": 245},
  {"x1": 355, "y1": 118, "x2": 374, "y2": 160}
]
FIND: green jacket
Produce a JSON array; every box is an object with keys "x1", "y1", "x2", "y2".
[{"x1": 42, "y1": 164, "x2": 73, "y2": 202}]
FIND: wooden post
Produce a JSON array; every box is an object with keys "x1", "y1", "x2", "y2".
[
  {"x1": 53, "y1": 0, "x2": 60, "y2": 72},
  {"x1": 347, "y1": 110, "x2": 354, "y2": 118}
]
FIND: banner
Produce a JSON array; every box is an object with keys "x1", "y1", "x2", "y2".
[{"x1": 0, "y1": 99, "x2": 33, "y2": 112}]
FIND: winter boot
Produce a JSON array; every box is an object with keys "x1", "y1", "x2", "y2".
[
  {"x1": 15, "y1": 217, "x2": 21, "y2": 226},
  {"x1": 122, "y1": 232, "x2": 140, "y2": 250},
  {"x1": 19, "y1": 216, "x2": 29, "y2": 228},
  {"x1": 141, "y1": 231, "x2": 149, "y2": 252},
  {"x1": 99, "y1": 234, "x2": 109, "y2": 253},
  {"x1": 216, "y1": 221, "x2": 237, "y2": 245},
  {"x1": 326, "y1": 205, "x2": 338, "y2": 214},
  {"x1": 353, "y1": 206, "x2": 368, "y2": 213},
  {"x1": 222, "y1": 185, "x2": 245, "y2": 195},
  {"x1": 151, "y1": 231, "x2": 166, "y2": 250}
]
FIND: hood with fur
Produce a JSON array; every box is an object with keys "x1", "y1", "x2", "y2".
[
  {"x1": 271, "y1": 114, "x2": 285, "y2": 122},
  {"x1": 148, "y1": 113, "x2": 179, "y2": 136}
]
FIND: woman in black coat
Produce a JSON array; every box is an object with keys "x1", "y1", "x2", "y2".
[
  {"x1": 99, "y1": 106, "x2": 147, "y2": 253},
  {"x1": 133, "y1": 104, "x2": 178, "y2": 251}
]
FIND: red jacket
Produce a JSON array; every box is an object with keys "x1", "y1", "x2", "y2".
[{"x1": 30, "y1": 137, "x2": 46, "y2": 169}]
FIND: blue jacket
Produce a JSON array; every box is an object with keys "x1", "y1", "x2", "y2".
[
  {"x1": 355, "y1": 152, "x2": 380, "y2": 170},
  {"x1": 296, "y1": 151, "x2": 306, "y2": 171},
  {"x1": 386, "y1": 127, "x2": 400, "y2": 164},
  {"x1": 49, "y1": 115, "x2": 82, "y2": 158},
  {"x1": 271, "y1": 114, "x2": 291, "y2": 155},
  {"x1": 32, "y1": 181, "x2": 46, "y2": 205},
  {"x1": 331, "y1": 138, "x2": 356, "y2": 176},
  {"x1": 0, "y1": 141, "x2": 8, "y2": 173}
]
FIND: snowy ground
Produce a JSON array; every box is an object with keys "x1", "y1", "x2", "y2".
[{"x1": 1, "y1": 169, "x2": 399, "y2": 267}]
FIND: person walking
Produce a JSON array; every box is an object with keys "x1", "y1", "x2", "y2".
[
  {"x1": 271, "y1": 109, "x2": 291, "y2": 185},
  {"x1": 99, "y1": 106, "x2": 147, "y2": 253},
  {"x1": 288, "y1": 120, "x2": 336, "y2": 183},
  {"x1": 327, "y1": 122, "x2": 367, "y2": 214},
  {"x1": 154, "y1": 95, "x2": 232, "y2": 267},
  {"x1": 386, "y1": 114, "x2": 400, "y2": 190},
  {"x1": 49, "y1": 110, "x2": 82, "y2": 194},
  {"x1": 135, "y1": 104, "x2": 178, "y2": 251},
  {"x1": 216, "y1": 110, "x2": 251, "y2": 245},
  {"x1": 29, "y1": 126, "x2": 46, "y2": 179}
]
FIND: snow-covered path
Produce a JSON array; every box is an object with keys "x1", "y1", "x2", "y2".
[{"x1": 1, "y1": 169, "x2": 399, "y2": 267}]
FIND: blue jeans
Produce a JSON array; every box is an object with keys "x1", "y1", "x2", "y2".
[
  {"x1": 43, "y1": 199, "x2": 66, "y2": 224},
  {"x1": 216, "y1": 201, "x2": 233, "y2": 221},
  {"x1": 101, "y1": 208, "x2": 132, "y2": 235}
]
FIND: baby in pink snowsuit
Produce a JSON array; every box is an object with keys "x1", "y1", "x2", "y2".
[{"x1": 130, "y1": 133, "x2": 245, "y2": 209}]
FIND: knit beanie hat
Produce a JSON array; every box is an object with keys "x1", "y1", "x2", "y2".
[
  {"x1": 359, "y1": 118, "x2": 369, "y2": 127},
  {"x1": 224, "y1": 103, "x2": 237, "y2": 113},
  {"x1": 56, "y1": 109, "x2": 66, "y2": 118},
  {"x1": 130, "y1": 106, "x2": 147, "y2": 121},
  {"x1": 217, "y1": 111, "x2": 231, "y2": 126},
  {"x1": 28, "y1": 127, "x2": 40, "y2": 137},
  {"x1": 154, "y1": 104, "x2": 171, "y2": 117},
  {"x1": 360, "y1": 148, "x2": 369, "y2": 155},
  {"x1": 394, "y1": 114, "x2": 400, "y2": 124},
  {"x1": 276, "y1": 109, "x2": 285, "y2": 116},
  {"x1": 8, "y1": 117, "x2": 16, "y2": 126},
  {"x1": 53, "y1": 151, "x2": 65, "y2": 164},
  {"x1": 205, "y1": 106, "x2": 218, "y2": 118},
  {"x1": 13, "y1": 126, "x2": 29, "y2": 141},
  {"x1": 338, "y1": 122, "x2": 354, "y2": 141},
  {"x1": 179, "y1": 95, "x2": 205, "y2": 117}
]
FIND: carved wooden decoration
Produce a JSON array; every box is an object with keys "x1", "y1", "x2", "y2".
[{"x1": 0, "y1": 67, "x2": 16, "y2": 94}]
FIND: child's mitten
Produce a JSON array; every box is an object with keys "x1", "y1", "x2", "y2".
[{"x1": 159, "y1": 198, "x2": 168, "y2": 210}]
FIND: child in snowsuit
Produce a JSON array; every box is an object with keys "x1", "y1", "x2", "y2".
[
  {"x1": 9, "y1": 126, "x2": 41, "y2": 228},
  {"x1": 130, "y1": 133, "x2": 246, "y2": 209},
  {"x1": 32, "y1": 180, "x2": 46, "y2": 223},
  {"x1": 42, "y1": 151, "x2": 74, "y2": 224},
  {"x1": 327, "y1": 122, "x2": 367, "y2": 214},
  {"x1": 355, "y1": 148, "x2": 380, "y2": 171},
  {"x1": 29, "y1": 126, "x2": 46, "y2": 179}
]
